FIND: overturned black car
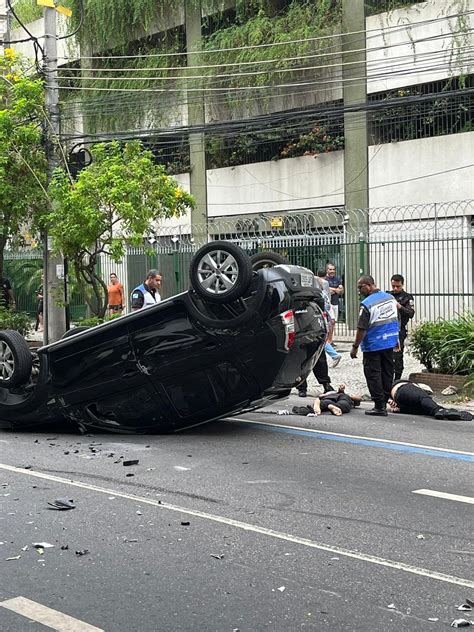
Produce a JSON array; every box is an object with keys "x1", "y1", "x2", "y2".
[{"x1": 0, "y1": 242, "x2": 327, "y2": 433}]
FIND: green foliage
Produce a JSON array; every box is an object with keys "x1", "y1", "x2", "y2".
[
  {"x1": 47, "y1": 140, "x2": 194, "y2": 317},
  {"x1": 0, "y1": 50, "x2": 48, "y2": 277},
  {"x1": 410, "y1": 313, "x2": 474, "y2": 379},
  {"x1": 280, "y1": 125, "x2": 344, "y2": 158},
  {"x1": 77, "y1": 313, "x2": 120, "y2": 327},
  {"x1": 201, "y1": 1, "x2": 341, "y2": 96},
  {"x1": 10, "y1": 0, "x2": 43, "y2": 27},
  {"x1": 0, "y1": 306, "x2": 31, "y2": 336}
]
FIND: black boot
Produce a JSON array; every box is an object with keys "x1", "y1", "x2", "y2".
[{"x1": 365, "y1": 403, "x2": 388, "y2": 417}]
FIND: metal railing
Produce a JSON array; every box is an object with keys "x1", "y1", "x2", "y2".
[{"x1": 4, "y1": 200, "x2": 473, "y2": 335}]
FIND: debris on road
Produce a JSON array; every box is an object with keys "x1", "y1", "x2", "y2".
[
  {"x1": 6, "y1": 555, "x2": 21, "y2": 561},
  {"x1": 123, "y1": 459, "x2": 139, "y2": 466},
  {"x1": 48, "y1": 498, "x2": 75, "y2": 510},
  {"x1": 428, "y1": 618, "x2": 439, "y2": 622}
]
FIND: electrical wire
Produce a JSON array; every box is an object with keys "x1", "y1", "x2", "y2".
[
  {"x1": 54, "y1": 8, "x2": 474, "y2": 61},
  {"x1": 5, "y1": 0, "x2": 43, "y2": 58},
  {"x1": 58, "y1": 0, "x2": 84, "y2": 41},
  {"x1": 54, "y1": 41, "x2": 474, "y2": 85},
  {"x1": 54, "y1": 26, "x2": 474, "y2": 76},
  {"x1": 55, "y1": 56, "x2": 474, "y2": 95},
  {"x1": 57, "y1": 85, "x2": 474, "y2": 143}
]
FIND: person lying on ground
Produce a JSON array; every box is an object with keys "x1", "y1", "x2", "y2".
[
  {"x1": 293, "y1": 384, "x2": 362, "y2": 417},
  {"x1": 388, "y1": 380, "x2": 473, "y2": 421}
]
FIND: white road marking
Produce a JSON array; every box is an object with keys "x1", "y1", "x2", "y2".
[
  {"x1": 0, "y1": 462, "x2": 473, "y2": 589},
  {"x1": 230, "y1": 418, "x2": 474, "y2": 456},
  {"x1": 413, "y1": 489, "x2": 474, "y2": 505},
  {"x1": 0, "y1": 596, "x2": 103, "y2": 631}
]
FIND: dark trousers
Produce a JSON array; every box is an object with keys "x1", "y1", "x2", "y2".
[
  {"x1": 363, "y1": 349, "x2": 394, "y2": 408},
  {"x1": 299, "y1": 352, "x2": 331, "y2": 392},
  {"x1": 395, "y1": 383, "x2": 440, "y2": 416},
  {"x1": 393, "y1": 328, "x2": 407, "y2": 380},
  {"x1": 320, "y1": 393, "x2": 353, "y2": 414}
]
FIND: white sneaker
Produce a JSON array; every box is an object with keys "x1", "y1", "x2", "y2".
[{"x1": 331, "y1": 355, "x2": 342, "y2": 368}]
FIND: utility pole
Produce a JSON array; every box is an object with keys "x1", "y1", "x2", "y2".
[
  {"x1": 341, "y1": 0, "x2": 369, "y2": 330},
  {"x1": 185, "y1": 0, "x2": 208, "y2": 245},
  {"x1": 43, "y1": 5, "x2": 66, "y2": 343}
]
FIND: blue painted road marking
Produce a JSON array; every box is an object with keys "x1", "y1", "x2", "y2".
[{"x1": 231, "y1": 420, "x2": 474, "y2": 462}]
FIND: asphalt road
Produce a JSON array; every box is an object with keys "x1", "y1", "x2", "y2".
[{"x1": 0, "y1": 399, "x2": 473, "y2": 631}]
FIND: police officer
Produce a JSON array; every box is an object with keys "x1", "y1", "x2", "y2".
[
  {"x1": 388, "y1": 274, "x2": 415, "y2": 380},
  {"x1": 350, "y1": 275, "x2": 399, "y2": 416},
  {"x1": 130, "y1": 269, "x2": 162, "y2": 311}
]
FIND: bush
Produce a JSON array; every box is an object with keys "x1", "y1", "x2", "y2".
[
  {"x1": 0, "y1": 307, "x2": 32, "y2": 337},
  {"x1": 77, "y1": 313, "x2": 121, "y2": 328},
  {"x1": 410, "y1": 313, "x2": 474, "y2": 377}
]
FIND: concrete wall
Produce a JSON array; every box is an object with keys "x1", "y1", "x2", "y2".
[
  {"x1": 0, "y1": 0, "x2": 6, "y2": 51},
  {"x1": 366, "y1": 0, "x2": 474, "y2": 94},
  {"x1": 201, "y1": 131, "x2": 473, "y2": 218}
]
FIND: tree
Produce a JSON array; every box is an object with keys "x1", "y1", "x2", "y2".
[
  {"x1": 0, "y1": 49, "x2": 48, "y2": 276},
  {"x1": 48, "y1": 140, "x2": 195, "y2": 317}
]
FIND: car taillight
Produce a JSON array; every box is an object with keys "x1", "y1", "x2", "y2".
[{"x1": 280, "y1": 310, "x2": 295, "y2": 350}]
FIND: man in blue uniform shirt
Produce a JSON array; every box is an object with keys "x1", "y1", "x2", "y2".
[
  {"x1": 350, "y1": 275, "x2": 399, "y2": 416},
  {"x1": 130, "y1": 269, "x2": 162, "y2": 311}
]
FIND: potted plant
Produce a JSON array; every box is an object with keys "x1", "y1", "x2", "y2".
[{"x1": 409, "y1": 313, "x2": 474, "y2": 395}]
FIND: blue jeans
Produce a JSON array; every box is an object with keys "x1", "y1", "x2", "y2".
[{"x1": 325, "y1": 342, "x2": 340, "y2": 360}]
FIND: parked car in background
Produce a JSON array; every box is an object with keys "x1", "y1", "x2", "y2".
[{"x1": 0, "y1": 242, "x2": 327, "y2": 433}]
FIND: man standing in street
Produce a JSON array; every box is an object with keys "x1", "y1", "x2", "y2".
[
  {"x1": 325, "y1": 263, "x2": 343, "y2": 343},
  {"x1": 388, "y1": 274, "x2": 415, "y2": 380},
  {"x1": 350, "y1": 275, "x2": 399, "y2": 417},
  {"x1": 130, "y1": 269, "x2": 162, "y2": 311},
  {"x1": 0, "y1": 274, "x2": 15, "y2": 310}
]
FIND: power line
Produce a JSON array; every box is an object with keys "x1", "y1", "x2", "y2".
[
  {"x1": 54, "y1": 41, "x2": 474, "y2": 84},
  {"x1": 55, "y1": 25, "x2": 474, "y2": 75},
  {"x1": 54, "y1": 8, "x2": 474, "y2": 61}
]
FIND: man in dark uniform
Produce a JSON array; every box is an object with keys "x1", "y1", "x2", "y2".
[
  {"x1": 388, "y1": 274, "x2": 415, "y2": 380},
  {"x1": 350, "y1": 275, "x2": 399, "y2": 416},
  {"x1": 0, "y1": 275, "x2": 15, "y2": 310}
]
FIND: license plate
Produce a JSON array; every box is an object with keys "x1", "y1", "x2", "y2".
[{"x1": 300, "y1": 273, "x2": 313, "y2": 287}]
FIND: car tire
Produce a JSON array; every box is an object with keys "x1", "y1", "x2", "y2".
[
  {"x1": 184, "y1": 292, "x2": 259, "y2": 330},
  {"x1": 250, "y1": 251, "x2": 289, "y2": 270},
  {"x1": 61, "y1": 326, "x2": 90, "y2": 339},
  {"x1": 0, "y1": 330, "x2": 33, "y2": 389},
  {"x1": 190, "y1": 241, "x2": 253, "y2": 304}
]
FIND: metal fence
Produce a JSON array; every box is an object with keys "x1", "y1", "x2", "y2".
[{"x1": 4, "y1": 200, "x2": 473, "y2": 336}]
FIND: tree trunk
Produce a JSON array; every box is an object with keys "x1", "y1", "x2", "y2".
[
  {"x1": 75, "y1": 259, "x2": 108, "y2": 319},
  {"x1": 0, "y1": 234, "x2": 6, "y2": 277}
]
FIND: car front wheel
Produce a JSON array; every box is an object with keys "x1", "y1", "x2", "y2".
[
  {"x1": 190, "y1": 241, "x2": 253, "y2": 304},
  {"x1": 0, "y1": 330, "x2": 33, "y2": 389}
]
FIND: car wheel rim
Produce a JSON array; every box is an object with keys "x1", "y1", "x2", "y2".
[
  {"x1": 197, "y1": 249, "x2": 239, "y2": 295},
  {"x1": 0, "y1": 340, "x2": 15, "y2": 382}
]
